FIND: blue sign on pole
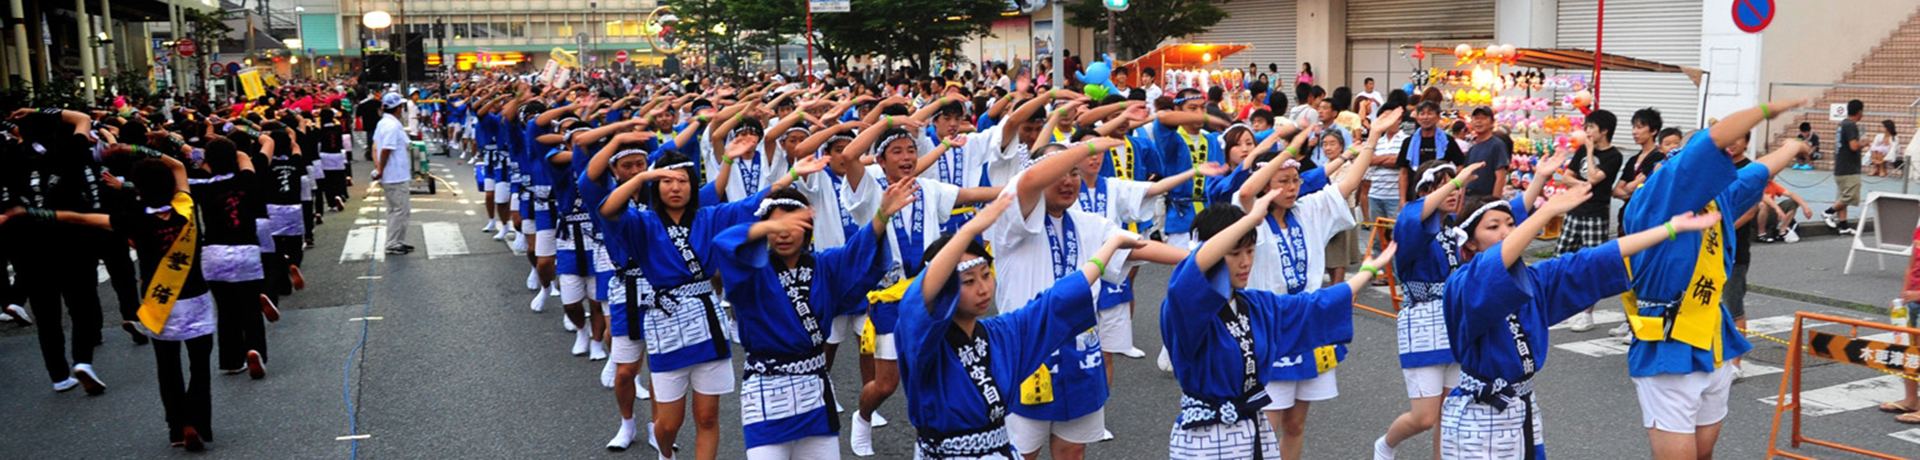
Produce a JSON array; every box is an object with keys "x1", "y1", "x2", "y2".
[
  {"x1": 1733, "y1": 0, "x2": 1774, "y2": 33},
  {"x1": 227, "y1": 62, "x2": 242, "y2": 75}
]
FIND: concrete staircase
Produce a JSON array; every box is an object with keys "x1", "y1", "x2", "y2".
[{"x1": 1770, "y1": 7, "x2": 1920, "y2": 176}]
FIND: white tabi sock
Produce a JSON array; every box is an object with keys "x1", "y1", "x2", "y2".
[{"x1": 850, "y1": 413, "x2": 875, "y2": 456}]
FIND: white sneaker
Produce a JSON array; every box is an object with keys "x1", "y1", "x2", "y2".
[
  {"x1": 1122, "y1": 347, "x2": 1146, "y2": 359},
  {"x1": 1157, "y1": 347, "x2": 1174, "y2": 372},
  {"x1": 870, "y1": 412, "x2": 889, "y2": 428},
  {"x1": 3, "y1": 304, "x2": 30, "y2": 326},
  {"x1": 530, "y1": 288, "x2": 547, "y2": 312},
  {"x1": 52, "y1": 377, "x2": 79, "y2": 392},
  {"x1": 1608, "y1": 322, "x2": 1632, "y2": 337},
  {"x1": 482, "y1": 220, "x2": 498, "y2": 233},
  {"x1": 1099, "y1": 429, "x2": 1114, "y2": 441},
  {"x1": 850, "y1": 413, "x2": 875, "y2": 456},
  {"x1": 636, "y1": 377, "x2": 652, "y2": 400},
  {"x1": 1783, "y1": 227, "x2": 1801, "y2": 243},
  {"x1": 562, "y1": 314, "x2": 577, "y2": 332},
  {"x1": 72, "y1": 363, "x2": 106, "y2": 395},
  {"x1": 1823, "y1": 209, "x2": 1838, "y2": 229},
  {"x1": 1374, "y1": 436, "x2": 1395, "y2": 460},
  {"x1": 1567, "y1": 311, "x2": 1595, "y2": 332},
  {"x1": 572, "y1": 329, "x2": 591, "y2": 356},
  {"x1": 589, "y1": 340, "x2": 609, "y2": 361},
  {"x1": 493, "y1": 228, "x2": 508, "y2": 241},
  {"x1": 607, "y1": 418, "x2": 638, "y2": 451}
]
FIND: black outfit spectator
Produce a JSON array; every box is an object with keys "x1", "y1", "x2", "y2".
[
  {"x1": 1462, "y1": 136, "x2": 1509, "y2": 196},
  {"x1": 1394, "y1": 127, "x2": 1467, "y2": 201}
]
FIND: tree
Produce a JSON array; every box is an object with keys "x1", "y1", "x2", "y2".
[
  {"x1": 665, "y1": 0, "x2": 801, "y2": 73},
  {"x1": 819, "y1": 0, "x2": 1005, "y2": 72},
  {"x1": 1065, "y1": 0, "x2": 1233, "y2": 60}
]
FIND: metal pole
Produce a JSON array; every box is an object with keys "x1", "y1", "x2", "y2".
[
  {"x1": 76, "y1": 0, "x2": 96, "y2": 102},
  {"x1": 10, "y1": 0, "x2": 29, "y2": 92},
  {"x1": 1050, "y1": 1, "x2": 1062, "y2": 87},
  {"x1": 100, "y1": 0, "x2": 114, "y2": 75},
  {"x1": 805, "y1": 5, "x2": 814, "y2": 81},
  {"x1": 1593, "y1": 0, "x2": 1603, "y2": 105},
  {"x1": 167, "y1": 0, "x2": 179, "y2": 92}
]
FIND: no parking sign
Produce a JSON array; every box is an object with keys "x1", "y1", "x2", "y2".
[{"x1": 1733, "y1": 0, "x2": 1774, "y2": 33}]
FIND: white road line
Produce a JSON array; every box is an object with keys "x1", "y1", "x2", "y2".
[
  {"x1": 422, "y1": 222, "x2": 469, "y2": 259},
  {"x1": 1550, "y1": 309, "x2": 1627, "y2": 330},
  {"x1": 1890, "y1": 428, "x2": 1920, "y2": 446},
  {"x1": 1758, "y1": 375, "x2": 1909, "y2": 416},
  {"x1": 340, "y1": 226, "x2": 387, "y2": 263},
  {"x1": 1555, "y1": 336, "x2": 1632, "y2": 357},
  {"x1": 1738, "y1": 362, "x2": 1784, "y2": 379},
  {"x1": 1743, "y1": 315, "x2": 1804, "y2": 336}
]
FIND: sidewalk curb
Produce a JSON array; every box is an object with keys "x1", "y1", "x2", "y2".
[{"x1": 1749, "y1": 284, "x2": 1884, "y2": 316}]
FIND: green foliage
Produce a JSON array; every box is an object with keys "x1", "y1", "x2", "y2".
[
  {"x1": 1064, "y1": 0, "x2": 1233, "y2": 59},
  {"x1": 666, "y1": 0, "x2": 1006, "y2": 74}
]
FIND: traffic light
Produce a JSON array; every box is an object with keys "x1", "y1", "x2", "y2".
[{"x1": 1103, "y1": 0, "x2": 1129, "y2": 11}]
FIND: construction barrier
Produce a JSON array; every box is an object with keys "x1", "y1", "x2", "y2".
[
  {"x1": 1357, "y1": 217, "x2": 1399, "y2": 319},
  {"x1": 1766, "y1": 312, "x2": 1920, "y2": 459}
]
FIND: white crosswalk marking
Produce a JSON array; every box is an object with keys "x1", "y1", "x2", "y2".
[
  {"x1": 422, "y1": 222, "x2": 469, "y2": 259},
  {"x1": 340, "y1": 226, "x2": 388, "y2": 262},
  {"x1": 1742, "y1": 315, "x2": 1803, "y2": 336},
  {"x1": 1890, "y1": 428, "x2": 1920, "y2": 446},
  {"x1": 1758, "y1": 375, "x2": 1909, "y2": 416},
  {"x1": 1555, "y1": 336, "x2": 1632, "y2": 357},
  {"x1": 1550, "y1": 309, "x2": 1626, "y2": 330}
]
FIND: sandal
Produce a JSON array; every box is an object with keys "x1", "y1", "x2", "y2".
[
  {"x1": 1878, "y1": 401, "x2": 1918, "y2": 413},
  {"x1": 1899, "y1": 412, "x2": 1920, "y2": 424}
]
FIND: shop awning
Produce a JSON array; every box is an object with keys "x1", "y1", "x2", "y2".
[
  {"x1": 1420, "y1": 46, "x2": 1706, "y2": 85},
  {"x1": 1120, "y1": 43, "x2": 1250, "y2": 70}
]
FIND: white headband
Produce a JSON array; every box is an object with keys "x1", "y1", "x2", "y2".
[
  {"x1": 1454, "y1": 199, "x2": 1513, "y2": 235},
  {"x1": 956, "y1": 256, "x2": 990, "y2": 273},
  {"x1": 653, "y1": 161, "x2": 695, "y2": 171},
  {"x1": 754, "y1": 198, "x2": 810, "y2": 218},
  {"x1": 1022, "y1": 144, "x2": 1072, "y2": 170},
  {"x1": 868, "y1": 132, "x2": 916, "y2": 157},
  {"x1": 562, "y1": 126, "x2": 593, "y2": 144},
  {"x1": 1220, "y1": 123, "x2": 1254, "y2": 142},
  {"x1": 609, "y1": 148, "x2": 648, "y2": 165},
  {"x1": 816, "y1": 134, "x2": 855, "y2": 157},
  {"x1": 1254, "y1": 158, "x2": 1301, "y2": 171},
  {"x1": 1417, "y1": 164, "x2": 1459, "y2": 191}
]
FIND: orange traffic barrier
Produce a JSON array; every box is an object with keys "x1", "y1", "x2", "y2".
[
  {"x1": 1356, "y1": 217, "x2": 1399, "y2": 319},
  {"x1": 1766, "y1": 312, "x2": 1920, "y2": 459}
]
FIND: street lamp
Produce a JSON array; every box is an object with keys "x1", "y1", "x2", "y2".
[{"x1": 364, "y1": 11, "x2": 392, "y2": 30}]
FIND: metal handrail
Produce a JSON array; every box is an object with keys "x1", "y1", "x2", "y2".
[{"x1": 1773, "y1": 82, "x2": 1920, "y2": 90}]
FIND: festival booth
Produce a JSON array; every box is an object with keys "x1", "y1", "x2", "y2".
[
  {"x1": 1120, "y1": 43, "x2": 1253, "y2": 97},
  {"x1": 1411, "y1": 44, "x2": 1706, "y2": 237}
]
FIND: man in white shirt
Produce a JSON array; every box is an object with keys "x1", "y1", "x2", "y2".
[
  {"x1": 371, "y1": 92, "x2": 415, "y2": 255},
  {"x1": 1356, "y1": 78, "x2": 1385, "y2": 117},
  {"x1": 1140, "y1": 67, "x2": 1165, "y2": 104}
]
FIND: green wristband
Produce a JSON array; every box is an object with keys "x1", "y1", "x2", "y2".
[
  {"x1": 789, "y1": 166, "x2": 800, "y2": 181},
  {"x1": 1665, "y1": 222, "x2": 1678, "y2": 241},
  {"x1": 1451, "y1": 178, "x2": 1465, "y2": 189},
  {"x1": 1089, "y1": 256, "x2": 1107, "y2": 274},
  {"x1": 1760, "y1": 103, "x2": 1771, "y2": 119},
  {"x1": 1283, "y1": 146, "x2": 1298, "y2": 156},
  {"x1": 1360, "y1": 265, "x2": 1383, "y2": 277}
]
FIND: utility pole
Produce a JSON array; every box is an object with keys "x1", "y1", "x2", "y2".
[
  {"x1": 76, "y1": 0, "x2": 95, "y2": 102},
  {"x1": 10, "y1": 0, "x2": 29, "y2": 92}
]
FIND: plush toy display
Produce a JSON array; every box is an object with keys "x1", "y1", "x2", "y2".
[{"x1": 1077, "y1": 54, "x2": 1118, "y2": 101}]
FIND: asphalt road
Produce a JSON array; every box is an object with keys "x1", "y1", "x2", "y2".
[{"x1": 3, "y1": 153, "x2": 1918, "y2": 459}]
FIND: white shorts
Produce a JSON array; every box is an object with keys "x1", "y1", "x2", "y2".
[
  {"x1": 534, "y1": 229, "x2": 557, "y2": 257},
  {"x1": 1633, "y1": 363, "x2": 1736, "y2": 433},
  {"x1": 745, "y1": 435, "x2": 839, "y2": 460},
  {"x1": 482, "y1": 177, "x2": 496, "y2": 191},
  {"x1": 611, "y1": 335, "x2": 644, "y2": 364},
  {"x1": 1264, "y1": 369, "x2": 1339, "y2": 411},
  {"x1": 1007, "y1": 409, "x2": 1106, "y2": 454},
  {"x1": 872, "y1": 333, "x2": 897, "y2": 360},
  {"x1": 492, "y1": 181, "x2": 511, "y2": 203},
  {"x1": 827, "y1": 313, "x2": 865, "y2": 345},
  {"x1": 1402, "y1": 363, "x2": 1462, "y2": 399},
  {"x1": 559, "y1": 274, "x2": 590, "y2": 304},
  {"x1": 652, "y1": 358, "x2": 736, "y2": 402},
  {"x1": 1096, "y1": 305, "x2": 1134, "y2": 353},
  {"x1": 1167, "y1": 232, "x2": 1196, "y2": 251}
]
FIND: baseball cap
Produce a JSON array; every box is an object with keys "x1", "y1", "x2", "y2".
[{"x1": 382, "y1": 92, "x2": 406, "y2": 108}]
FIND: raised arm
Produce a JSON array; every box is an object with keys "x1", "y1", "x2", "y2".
[
  {"x1": 1333, "y1": 109, "x2": 1402, "y2": 198},
  {"x1": 794, "y1": 121, "x2": 866, "y2": 158},
  {"x1": 600, "y1": 167, "x2": 676, "y2": 220},
  {"x1": 1502, "y1": 183, "x2": 1591, "y2": 267},
  {"x1": 1710, "y1": 98, "x2": 1806, "y2": 149},
  {"x1": 1421, "y1": 162, "x2": 1483, "y2": 219},
  {"x1": 1146, "y1": 162, "x2": 1229, "y2": 196},
  {"x1": 923, "y1": 193, "x2": 1015, "y2": 304},
  {"x1": 1521, "y1": 147, "x2": 1571, "y2": 213},
  {"x1": 1236, "y1": 130, "x2": 1317, "y2": 205},
  {"x1": 1016, "y1": 138, "x2": 1121, "y2": 216},
  {"x1": 1197, "y1": 188, "x2": 1280, "y2": 271}
]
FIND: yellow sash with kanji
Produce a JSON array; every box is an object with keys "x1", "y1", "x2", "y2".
[
  {"x1": 1623, "y1": 201, "x2": 1727, "y2": 366},
  {"x1": 139, "y1": 192, "x2": 199, "y2": 335},
  {"x1": 1179, "y1": 127, "x2": 1208, "y2": 212},
  {"x1": 1112, "y1": 140, "x2": 1139, "y2": 233},
  {"x1": 1052, "y1": 127, "x2": 1073, "y2": 144}
]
